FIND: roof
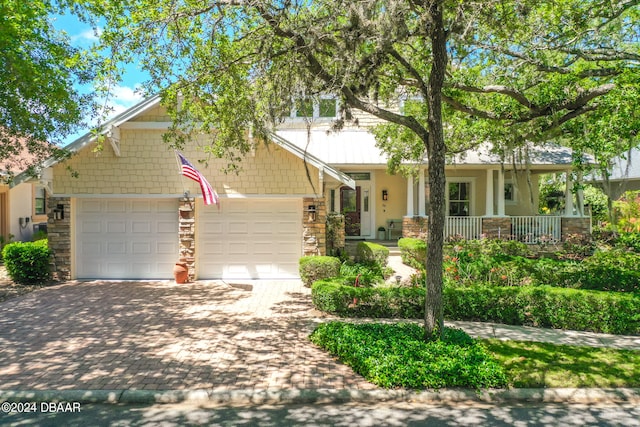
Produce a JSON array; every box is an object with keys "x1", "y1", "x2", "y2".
[
  {"x1": 276, "y1": 129, "x2": 581, "y2": 167},
  {"x1": 12, "y1": 95, "x2": 354, "y2": 189},
  {"x1": 606, "y1": 148, "x2": 640, "y2": 181}
]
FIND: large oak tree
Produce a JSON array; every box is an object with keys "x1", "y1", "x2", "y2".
[
  {"x1": 0, "y1": 0, "x2": 99, "y2": 178},
  {"x1": 77, "y1": 0, "x2": 639, "y2": 339}
]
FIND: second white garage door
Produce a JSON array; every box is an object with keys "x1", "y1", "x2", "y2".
[{"x1": 197, "y1": 198, "x2": 302, "y2": 279}]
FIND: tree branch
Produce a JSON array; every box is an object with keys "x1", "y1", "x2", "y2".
[{"x1": 448, "y1": 83, "x2": 534, "y2": 109}]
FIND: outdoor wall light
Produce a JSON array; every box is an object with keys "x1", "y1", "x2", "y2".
[
  {"x1": 382, "y1": 189, "x2": 388, "y2": 201},
  {"x1": 53, "y1": 204, "x2": 64, "y2": 220},
  {"x1": 307, "y1": 205, "x2": 317, "y2": 222}
]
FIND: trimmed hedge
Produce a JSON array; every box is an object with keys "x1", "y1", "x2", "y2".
[
  {"x1": 311, "y1": 279, "x2": 640, "y2": 335},
  {"x1": 398, "y1": 237, "x2": 427, "y2": 270},
  {"x1": 312, "y1": 278, "x2": 424, "y2": 318},
  {"x1": 299, "y1": 256, "x2": 341, "y2": 287},
  {"x1": 2, "y1": 239, "x2": 51, "y2": 286},
  {"x1": 356, "y1": 241, "x2": 389, "y2": 267}
]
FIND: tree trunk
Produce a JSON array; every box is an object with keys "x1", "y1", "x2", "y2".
[{"x1": 424, "y1": 1, "x2": 447, "y2": 341}]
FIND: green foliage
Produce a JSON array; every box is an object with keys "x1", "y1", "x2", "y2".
[
  {"x1": 583, "y1": 185, "x2": 609, "y2": 224},
  {"x1": 312, "y1": 278, "x2": 425, "y2": 318},
  {"x1": 444, "y1": 285, "x2": 640, "y2": 335},
  {"x1": 615, "y1": 232, "x2": 640, "y2": 253},
  {"x1": 0, "y1": 0, "x2": 96, "y2": 171},
  {"x1": 339, "y1": 262, "x2": 385, "y2": 287},
  {"x1": 309, "y1": 322, "x2": 508, "y2": 390},
  {"x1": 356, "y1": 241, "x2": 389, "y2": 268},
  {"x1": 311, "y1": 279, "x2": 640, "y2": 335},
  {"x1": 485, "y1": 340, "x2": 640, "y2": 389},
  {"x1": 614, "y1": 191, "x2": 640, "y2": 233},
  {"x1": 1, "y1": 240, "x2": 51, "y2": 285},
  {"x1": 398, "y1": 237, "x2": 427, "y2": 270},
  {"x1": 298, "y1": 256, "x2": 341, "y2": 287},
  {"x1": 572, "y1": 250, "x2": 640, "y2": 293}
]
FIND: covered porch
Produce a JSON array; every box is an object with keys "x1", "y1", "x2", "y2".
[{"x1": 401, "y1": 167, "x2": 591, "y2": 243}]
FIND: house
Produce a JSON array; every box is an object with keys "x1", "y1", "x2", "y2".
[
  {"x1": 0, "y1": 143, "x2": 50, "y2": 244},
  {"x1": 593, "y1": 147, "x2": 640, "y2": 200},
  {"x1": 12, "y1": 95, "x2": 591, "y2": 281}
]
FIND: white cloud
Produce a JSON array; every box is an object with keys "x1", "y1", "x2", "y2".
[{"x1": 71, "y1": 27, "x2": 102, "y2": 45}]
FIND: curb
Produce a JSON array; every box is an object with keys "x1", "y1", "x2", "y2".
[{"x1": 2, "y1": 388, "x2": 640, "y2": 406}]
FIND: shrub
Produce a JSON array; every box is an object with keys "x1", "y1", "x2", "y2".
[
  {"x1": 311, "y1": 279, "x2": 640, "y2": 334},
  {"x1": 312, "y1": 278, "x2": 425, "y2": 318},
  {"x1": 309, "y1": 322, "x2": 508, "y2": 390},
  {"x1": 572, "y1": 249, "x2": 640, "y2": 292},
  {"x1": 616, "y1": 232, "x2": 640, "y2": 253},
  {"x1": 356, "y1": 241, "x2": 389, "y2": 267},
  {"x1": 339, "y1": 262, "x2": 385, "y2": 287},
  {"x1": 398, "y1": 237, "x2": 427, "y2": 270},
  {"x1": 444, "y1": 285, "x2": 640, "y2": 335},
  {"x1": 2, "y1": 240, "x2": 51, "y2": 286},
  {"x1": 299, "y1": 256, "x2": 341, "y2": 287}
]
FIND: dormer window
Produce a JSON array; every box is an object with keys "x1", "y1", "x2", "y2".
[{"x1": 292, "y1": 97, "x2": 338, "y2": 119}]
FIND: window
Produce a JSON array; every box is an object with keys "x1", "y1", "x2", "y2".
[
  {"x1": 319, "y1": 98, "x2": 337, "y2": 117},
  {"x1": 292, "y1": 97, "x2": 338, "y2": 119},
  {"x1": 295, "y1": 99, "x2": 314, "y2": 118},
  {"x1": 448, "y1": 182, "x2": 470, "y2": 216},
  {"x1": 504, "y1": 181, "x2": 517, "y2": 204},
  {"x1": 346, "y1": 172, "x2": 370, "y2": 181},
  {"x1": 34, "y1": 186, "x2": 46, "y2": 215}
]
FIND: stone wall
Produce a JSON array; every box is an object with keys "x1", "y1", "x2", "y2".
[
  {"x1": 561, "y1": 217, "x2": 592, "y2": 240},
  {"x1": 178, "y1": 197, "x2": 196, "y2": 281},
  {"x1": 302, "y1": 197, "x2": 326, "y2": 256},
  {"x1": 47, "y1": 196, "x2": 71, "y2": 281},
  {"x1": 402, "y1": 216, "x2": 428, "y2": 240},
  {"x1": 482, "y1": 217, "x2": 512, "y2": 239}
]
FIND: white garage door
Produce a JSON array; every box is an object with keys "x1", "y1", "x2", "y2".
[
  {"x1": 198, "y1": 198, "x2": 302, "y2": 279},
  {"x1": 75, "y1": 198, "x2": 179, "y2": 279}
]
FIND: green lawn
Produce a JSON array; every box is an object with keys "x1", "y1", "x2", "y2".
[{"x1": 483, "y1": 339, "x2": 640, "y2": 388}]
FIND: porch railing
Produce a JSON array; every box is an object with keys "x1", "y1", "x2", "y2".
[
  {"x1": 511, "y1": 216, "x2": 561, "y2": 243},
  {"x1": 443, "y1": 215, "x2": 562, "y2": 243},
  {"x1": 445, "y1": 216, "x2": 483, "y2": 240}
]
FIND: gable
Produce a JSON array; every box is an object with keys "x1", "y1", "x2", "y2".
[{"x1": 52, "y1": 130, "x2": 322, "y2": 196}]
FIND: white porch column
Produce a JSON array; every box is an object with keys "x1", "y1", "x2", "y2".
[
  {"x1": 406, "y1": 175, "x2": 414, "y2": 216},
  {"x1": 497, "y1": 169, "x2": 505, "y2": 216},
  {"x1": 485, "y1": 169, "x2": 494, "y2": 217},
  {"x1": 418, "y1": 169, "x2": 426, "y2": 217},
  {"x1": 565, "y1": 171, "x2": 574, "y2": 216},
  {"x1": 576, "y1": 171, "x2": 585, "y2": 217}
]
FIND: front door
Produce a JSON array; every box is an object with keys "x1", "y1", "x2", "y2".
[{"x1": 341, "y1": 186, "x2": 361, "y2": 236}]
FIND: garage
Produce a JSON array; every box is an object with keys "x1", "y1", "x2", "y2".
[
  {"x1": 75, "y1": 198, "x2": 179, "y2": 279},
  {"x1": 197, "y1": 198, "x2": 302, "y2": 279}
]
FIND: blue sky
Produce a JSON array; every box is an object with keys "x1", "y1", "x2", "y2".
[{"x1": 50, "y1": 12, "x2": 149, "y2": 144}]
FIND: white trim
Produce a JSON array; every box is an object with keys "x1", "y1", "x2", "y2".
[
  {"x1": 119, "y1": 122, "x2": 172, "y2": 130},
  {"x1": 485, "y1": 169, "x2": 494, "y2": 216},
  {"x1": 418, "y1": 169, "x2": 426, "y2": 216},
  {"x1": 406, "y1": 175, "x2": 414, "y2": 216},
  {"x1": 53, "y1": 193, "x2": 320, "y2": 199}
]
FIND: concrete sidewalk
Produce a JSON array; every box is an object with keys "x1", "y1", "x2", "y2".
[{"x1": 0, "y1": 276, "x2": 639, "y2": 407}]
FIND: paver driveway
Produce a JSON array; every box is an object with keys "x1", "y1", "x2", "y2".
[{"x1": 0, "y1": 280, "x2": 376, "y2": 391}]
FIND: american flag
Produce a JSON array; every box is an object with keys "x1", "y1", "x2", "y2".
[{"x1": 176, "y1": 152, "x2": 219, "y2": 206}]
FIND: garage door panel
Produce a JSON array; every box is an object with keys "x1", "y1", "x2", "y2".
[
  {"x1": 198, "y1": 198, "x2": 302, "y2": 279},
  {"x1": 79, "y1": 220, "x2": 102, "y2": 233},
  {"x1": 132, "y1": 221, "x2": 151, "y2": 233},
  {"x1": 107, "y1": 221, "x2": 127, "y2": 234},
  {"x1": 75, "y1": 198, "x2": 179, "y2": 279},
  {"x1": 105, "y1": 200, "x2": 127, "y2": 213}
]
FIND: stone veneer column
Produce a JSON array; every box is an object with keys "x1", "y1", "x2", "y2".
[
  {"x1": 482, "y1": 217, "x2": 512, "y2": 239},
  {"x1": 47, "y1": 196, "x2": 71, "y2": 281},
  {"x1": 303, "y1": 198, "x2": 326, "y2": 256},
  {"x1": 178, "y1": 197, "x2": 196, "y2": 281},
  {"x1": 402, "y1": 216, "x2": 429, "y2": 240},
  {"x1": 561, "y1": 217, "x2": 591, "y2": 241}
]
